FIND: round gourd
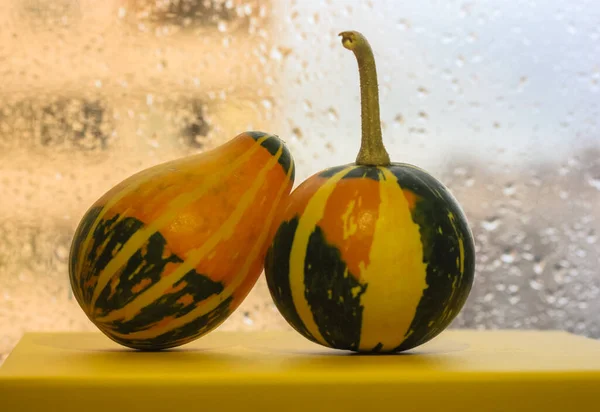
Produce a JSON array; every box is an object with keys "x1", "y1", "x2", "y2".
[
  {"x1": 264, "y1": 31, "x2": 475, "y2": 353},
  {"x1": 69, "y1": 131, "x2": 295, "y2": 350}
]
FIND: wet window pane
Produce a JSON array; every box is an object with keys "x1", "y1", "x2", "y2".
[{"x1": 1, "y1": 0, "x2": 599, "y2": 361}]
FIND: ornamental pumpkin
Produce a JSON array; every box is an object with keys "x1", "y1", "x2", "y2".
[
  {"x1": 69, "y1": 131, "x2": 294, "y2": 350},
  {"x1": 264, "y1": 31, "x2": 475, "y2": 353}
]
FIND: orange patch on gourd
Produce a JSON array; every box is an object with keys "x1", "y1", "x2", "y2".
[
  {"x1": 317, "y1": 177, "x2": 381, "y2": 280},
  {"x1": 176, "y1": 294, "x2": 195, "y2": 307},
  {"x1": 402, "y1": 189, "x2": 419, "y2": 211},
  {"x1": 131, "y1": 277, "x2": 152, "y2": 294}
]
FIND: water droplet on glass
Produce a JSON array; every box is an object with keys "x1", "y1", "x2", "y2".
[
  {"x1": 587, "y1": 175, "x2": 600, "y2": 190},
  {"x1": 518, "y1": 76, "x2": 529, "y2": 89},
  {"x1": 417, "y1": 86, "x2": 429, "y2": 97},
  {"x1": 54, "y1": 245, "x2": 69, "y2": 261},
  {"x1": 530, "y1": 279, "x2": 544, "y2": 290},
  {"x1": 261, "y1": 98, "x2": 273, "y2": 111},
  {"x1": 292, "y1": 127, "x2": 303, "y2": 140},
  {"x1": 586, "y1": 230, "x2": 597, "y2": 244},
  {"x1": 483, "y1": 292, "x2": 494, "y2": 302},
  {"x1": 397, "y1": 19, "x2": 411, "y2": 31},
  {"x1": 501, "y1": 250, "x2": 516, "y2": 263},
  {"x1": 503, "y1": 183, "x2": 516, "y2": 196},
  {"x1": 217, "y1": 21, "x2": 228, "y2": 33},
  {"x1": 441, "y1": 33, "x2": 456, "y2": 44},
  {"x1": 243, "y1": 311, "x2": 254, "y2": 326},
  {"x1": 482, "y1": 217, "x2": 501, "y2": 231},
  {"x1": 533, "y1": 259, "x2": 546, "y2": 275},
  {"x1": 327, "y1": 107, "x2": 338, "y2": 122}
]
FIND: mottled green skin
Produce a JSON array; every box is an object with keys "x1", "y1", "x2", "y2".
[{"x1": 264, "y1": 163, "x2": 476, "y2": 352}]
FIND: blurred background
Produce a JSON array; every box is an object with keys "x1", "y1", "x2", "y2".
[{"x1": 0, "y1": 0, "x2": 598, "y2": 362}]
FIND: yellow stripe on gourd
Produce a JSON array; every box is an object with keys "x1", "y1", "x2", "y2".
[
  {"x1": 88, "y1": 135, "x2": 269, "y2": 310},
  {"x1": 358, "y1": 167, "x2": 428, "y2": 351},
  {"x1": 105, "y1": 161, "x2": 295, "y2": 341},
  {"x1": 289, "y1": 166, "x2": 357, "y2": 347},
  {"x1": 95, "y1": 141, "x2": 283, "y2": 324}
]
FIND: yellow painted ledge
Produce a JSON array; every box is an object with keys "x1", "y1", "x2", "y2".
[{"x1": 1, "y1": 330, "x2": 599, "y2": 412}]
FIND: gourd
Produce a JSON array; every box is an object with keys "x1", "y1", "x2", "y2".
[
  {"x1": 264, "y1": 31, "x2": 475, "y2": 353},
  {"x1": 69, "y1": 131, "x2": 295, "y2": 350}
]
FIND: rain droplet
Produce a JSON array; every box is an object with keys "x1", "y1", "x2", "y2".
[
  {"x1": 55, "y1": 245, "x2": 69, "y2": 261},
  {"x1": 291, "y1": 127, "x2": 303, "y2": 140},
  {"x1": 394, "y1": 113, "x2": 405, "y2": 125},
  {"x1": 533, "y1": 259, "x2": 546, "y2": 275},
  {"x1": 217, "y1": 21, "x2": 228, "y2": 33},
  {"x1": 586, "y1": 230, "x2": 597, "y2": 244},
  {"x1": 327, "y1": 107, "x2": 339, "y2": 122},
  {"x1": 503, "y1": 183, "x2": 516, "y2": 196},
  {"x1": 529, "y1": 279, "x2": 543, "y2": 290},
  {"x1": 261, "y1": 98, "x2": 273, "y2": 111},
  {"x1": 482, "y1": 217, "x2": 500, "y2": 231},
  {"x1": 441, "y1": 33, "x2": 455, "y2": 44},
  {"x1": 501, "y1": 250, "x2": 516, "y2": 263},
  {"x1": 397, "y1": 19, "x2": 411, "y2": 30},
  {"x1": 243, "y1": 311, "x2": 254, "y2": 326},
  {"x1": 417, "y1": 86, "x2": 429, "y2": 97},
  {"x1": 587, "y1": 174, "x2": 600, "y2": 190},
  {"x1": 518, "y1": 76, "x2": 529, "y2": 89}
]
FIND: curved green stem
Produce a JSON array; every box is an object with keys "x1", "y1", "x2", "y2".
[{"x1": 339, "y1": 30, "x2": 390, "y2": 166}]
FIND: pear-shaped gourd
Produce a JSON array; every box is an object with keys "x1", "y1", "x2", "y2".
[
  {"x1": 264, "y1": 31, "x2": 475, "y2": 353},
  {"x1": 69, "y1": 131, "x2": 295, "y2": 350}
]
